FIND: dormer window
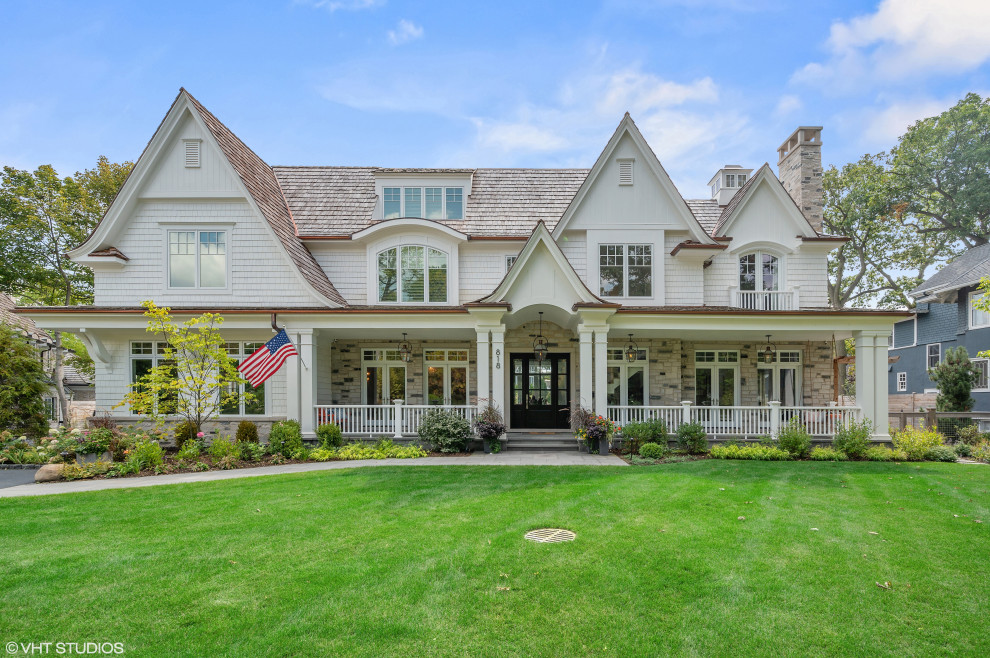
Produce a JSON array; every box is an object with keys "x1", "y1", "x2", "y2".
[
  {"x1": 383, "y1": 187, "x2": 464, "y2": 220},
  {"x1": 377, "y1": 246, "x2": 448, "y2": 303}
]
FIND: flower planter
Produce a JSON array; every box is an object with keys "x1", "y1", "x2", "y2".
[
  {"x1": 578, "y1": 442, "x2": 590, "y2": 453},
  {"x1": 598, "y1": 437, "x2": 611, "y2": 455},
  {"x1": 76, "y1": 452, "x2": 112, "y2": 464},
  {"x1": 483, "y1": 439, "x2": 492, "y2": 454}
]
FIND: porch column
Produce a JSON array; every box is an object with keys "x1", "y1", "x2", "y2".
[
  {"x1": 579, "y1": 327, "x2": 594, "y2": 410},
  {"x1": 284, "y1": 331, "x2": 301, "y2": 424},
  {"x1": 594, "y1": 330, "x2": 608, "y2": 414},
  {"x1": 476, "y1": 329, "x2": 491, "y2": 409},
  {"x1": 491, "y1": 328, "x2": 506, "y2": 413},
  {"x1": 299, "y1": 330, "x2": 316, "y2": 436},
  {"x1": 853, "y1": 330, "x2": 890, "y2": 439},
  {"x1": 872, "y1": 331, "x2": 891, "y2": 438}
]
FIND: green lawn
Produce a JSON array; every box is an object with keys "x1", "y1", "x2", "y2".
[{"x1": 1, "y1": 462, "x2": 988, "y2": 657}]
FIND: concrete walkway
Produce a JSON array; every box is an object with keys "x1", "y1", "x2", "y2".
[{"x1": 0, "y1": 451, "x2": 627, "y2": 498}]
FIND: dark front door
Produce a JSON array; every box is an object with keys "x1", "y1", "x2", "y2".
[{"x1": 510, "y1": 353, "x2": 571, "y2": 429}]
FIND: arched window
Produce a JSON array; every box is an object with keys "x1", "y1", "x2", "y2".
[
  {"x1": 377, "y1": 246, "x2": 448, "y2": 303},
  {"x1": 739, "y1": 251, "x2": 780, "y2": 292}
]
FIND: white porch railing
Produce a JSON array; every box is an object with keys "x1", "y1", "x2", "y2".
[
  {"x1": 608, "y1": 402, "x2": 860, "y2": 439},
  {"x1": 730, "y1": 288, "x2": 799, "y2": 311},
  {"x1": 315, "y1": 402, "x2": 478, "y2": 438}
]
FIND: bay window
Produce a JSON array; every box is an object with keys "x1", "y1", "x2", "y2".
[
  {"x1": 377, "y1": 246, "x2": 448, "y2": 303},
  {"x1": 599, "y1": 244, "x2": 652, "y2": 297}
]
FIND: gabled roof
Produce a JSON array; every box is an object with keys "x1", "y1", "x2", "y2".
[
  {"x1": 475, "y1": 222, "x2": 607, "y2": 308},
  {"x1": 912, "y1": 242, "x2": 990, "y2": 299},
  {"x1": 183, "y1": 91, "x2": 347, "y2": 306},
  {"x1": 551, "y1": 113, "x2": 714, "y2": 243},
  {"x1": 712, "y1": 163, "x2": 820, "y2": 238},
  {"x1": 685, "y1": 199, "x2": 721, "y2": 235}
]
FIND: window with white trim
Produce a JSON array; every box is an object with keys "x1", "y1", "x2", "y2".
[
  {"x1": 739, "y1": 251, "x2": 779, "y2": 292},
  {"x1": 896, "y1": 372, "x2": 907, "y2": 392},
  {"x1": 168, "y1": 230, "x2": 227, "y2": 288},
  {"x1": 361, "y1": 349, "x2": 407, "y2": 404},
  {"x1": 927, "y1": 343, "x2": 941, "y2": 369},
  {"x1": 973, "y1": 359, "x2": 989, "y2": 391},
  {"x1": 377, "y1": 246, "x2": 448, "y2": 303},
  {"x1": 506, "y1": 255, "x2": 517, "y2": 272},
  {"x1": 382, "y1": 187, "x2": 463, "y2": 220},
  {"x1": 694, "y1": 350, "x2": 740, "y2": 406},
  {"x1": 599, "y1": 244, "x2": 652, "y2": 297},
  {"x1": 424, "y1": 349, "x2": 469, "y2": 405},
  {"x1": 970, "y1": 291, "x2": 990, "y2": 328},
  {"x1": 221, "y1": 342, "x2": 267, "y2": 415},
  {"x1": 757, "y1": 350, "x2": 802, "y2": 405},
  {"x1": 129, "y1": 341, "x2": 176, "y2": 414},
  {"x1": 606, "y1": 348, "x2": 648, "y2": 406}
]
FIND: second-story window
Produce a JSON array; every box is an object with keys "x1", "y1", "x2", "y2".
[
  {"x1": 927, "y1": 343, "x2": 941, "y2": 369},
  {"x1": 970, "y1": 291, "x2": 990, "y2": 328},
  {"x1": 378, "y1": 246, "x2": 448, "y2": 303},
  {"x1": 382, "y1": 187, "x2": 463, "y2": 220},
  {"x1": 739, "y1": 251, "x2": 779, "y2": 292},
  {"x1": 168, "y1": 230, "x2": 226, "y2": 288},
  {"x1": 599, "y1": 244, "x2": 652, "y2": 297}
]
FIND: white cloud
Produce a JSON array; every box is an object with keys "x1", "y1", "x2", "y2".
[
  {"x1": 773, "y1": 94, "x2": 802, "y2": 117},
  {"x1": 793, "y1": 0, "x2": 990, "y2": 90},
  {"x1": 387, "y1": 19, "x2": 423, "y2": 46},
  {"x1": 295, "y1": 0, "x2": 384, "y2": 11}
]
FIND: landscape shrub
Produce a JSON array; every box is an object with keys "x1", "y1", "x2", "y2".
[
  {"x1": 809, "y1": 446, "x2": 848, "y2": 461},
  {"x1": 973, "y1": 441, "x2": 990, "y2": 463},
  {"x1": 309, "y1": 448, "x2": 335, "y2": 462},
  {"x1": 235, "y1": 421, "x2": 259, "y2": 444},
  {"x1": 173, "y1": 421, "x2": 196, "y2": 449},
  {"x1": 334, "y1": 440, "x2": 428, "y2": 460},
  {"x1": 474, "y1": 404, "x2": 506, "y2": 453},
  {"x1": 218, "y1": 455, "x2": 238, "y2": 470},
  {"x1": 268, "y1": 420, "x2": 303, "y2": 458},
  {"x1": 955, "y1": 424, "x2": 987, "y2": 446},
  {"x1": 78, "y1": 428, "x2": 114, "y2": 455},
  {"x1": 132, "y1": 438, "x2": 164, "y2": 469},
  {"x1": 638, "y1": 442, "x2": 669, "y2": 460},
  {"x1": 676, "y1": 422, "x2": 708, "y2": 454},
  {"x1": 832, "y1": 418, "x2": 873, "y2": 459},
  {"x1": 954, "y1": 442, "x2": 972, "y2": 458},
  {"x1": 208, "y1": 436, "x2": 239, "y2": 460},
  {"x1": 864, "y1": 446, "x2": 906, "y2": 462},
  {"x1": 238, "y1": 441, "x2": 265, "y2": 462},
  {"x1": 61, "y1": 459, "x2": 113, "y2": 480},
  {"x1": 892, "y1": 426, "x2": 944, "y2": 461},
  {"x1": 418, "y1": 409, "x2": 472, "y2": 453},
  {"x1": 624, "y1": 419, "x2": 668, "y2": 454},
  {"x1": 925, "y1": 445, "x2": 958, "y2": 462},
  {"x1": 175, "y1": 441, "x2": 201, "y2": 462},
  {"x1": 777, "y1": 419, "x2": 812, "y2": 457},
  {"x1": 316, "y1": 422, "x2": 343, "y2": 449},
  {"x1": 709, "y1": 444, "x2": 792, "y2": 461}
]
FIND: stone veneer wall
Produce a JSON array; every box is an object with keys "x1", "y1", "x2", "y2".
[{"x1": 329, "y1": 339, "x2": 476, "y2": 405}]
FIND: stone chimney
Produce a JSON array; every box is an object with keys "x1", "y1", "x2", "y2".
[{"x1": 777, "y1": 126, "x2": 823, "y2": 232}]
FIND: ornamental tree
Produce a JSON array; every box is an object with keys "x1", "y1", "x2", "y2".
[
  {"x1": 928, "y1": 345, "x2": 979, "y2": 412},
  {"x1": 0, "y1": 323, "x2": 50, "y2": 437},
  {"x1": 117, "y1": 301, "x2": 251, "y2": 436}
]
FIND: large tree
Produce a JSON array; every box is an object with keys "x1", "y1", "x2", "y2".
[
  {"x1": 823, "y1": 154, "x2": 956, "y2": 309},
  {"x1": 890, "y1": 93, "x2": 990, "y2": 247},
  {"x1": 0, "y1": 158, "x2": 131, "y2": 420}
]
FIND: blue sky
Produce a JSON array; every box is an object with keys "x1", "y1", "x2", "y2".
[{"x1": 1, "y1": 0, "x2": 988, "y2": 198}]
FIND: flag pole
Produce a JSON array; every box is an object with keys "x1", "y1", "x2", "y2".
[{"x1": 272, "y1": 313, "x2": 307, "y2": 369}]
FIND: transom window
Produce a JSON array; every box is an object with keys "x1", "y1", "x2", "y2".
[
  {"x1": 221, "y1": 342, "x2": 267, "y2": 415},
  {"x1": 739, "y1": 251, "x2": 779, "y2": 292},
  {"x1": 695, "y1": 350, "x2": 739, "y2": 363},
  {"x1": 970, "y1": 291, "x2": 990, "y2": 328},
  {"x1": 168, "y1": 230, "x2": 227, "y2": 288},
  {"x1": 383, "y1": 187, "x2": 463, "y2": 220},
  {"x1": 927, "y1": 343, "x2": 941, "y2": 369},
  {"x1": 599, "y1": 244, "x2": 652, "y2": 297},
  {"x1": 424, "y1": 349, "x2": 468, "y2": 362},
  {"x1": 377, "y1": 246, "x2": 448, "y2": 303}
]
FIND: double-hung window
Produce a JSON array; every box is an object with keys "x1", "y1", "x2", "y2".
[
  {"x1": 382, "y1": 187, "x2": 463, "y2": 220},
  {"x1": 221, "y1": 342, "x2": 267, "y2": 415},
  {"x1": 168, "y1": 230, "x2": 227, "y2": 288},
  {"x1": 378, "y1": 246, "x2": 448, "y2": 302},
  {"x1": 970, "y1": 291, "x2": 990, "y2": 328},
  {"x1": 896, "y1": 372, "x2": 907, "y2": 392},
  {"x1": 599, "y1": 244, "x2": 652, "y2": 297},
  {"x1": 927, "y1": 343, "x2": 941, "y2": 369}
]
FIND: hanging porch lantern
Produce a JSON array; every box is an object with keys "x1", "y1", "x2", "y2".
[
  {"x1": 625, "y1": 334, "x2": 639, "y2": 363},
  {"x1": 762, "y1": 334, "x2": 776, "y2": 364},
  {"x1": 533, "y1": 312, "x2": 549, "y2": 362},
  {"x1": 398, "y1": 332, "x2": 413, "y2": 363}
]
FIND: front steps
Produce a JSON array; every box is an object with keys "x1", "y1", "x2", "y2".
[{"x1": 504, "y1": 430, "x2": 576, "y2": 452}]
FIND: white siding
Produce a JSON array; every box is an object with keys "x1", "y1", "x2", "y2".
[
  {"x1": 703, "y1": 250, "x2": 738, "y2": 306},
  {"x1": 94, "y1": 200, "x2": 320, "y2": 307},
  {"x1": 788, "y1": 250, "x2": 829, "y2": 308},
  {"x1": 139, "y1": 111, "x2": 243, "y2": 197},
  {"x1": 310, "y1": 242, "x2": 367, "y2": 305},
  {"x1": 459, "y1": 242, "x2": 521, "y2": 303},
  {"x1": 559, "y1": 232, "x2": 587, "y2": 281},
  {"x1": 666, "y1": 234, "x2": 704, "y2": 305}
]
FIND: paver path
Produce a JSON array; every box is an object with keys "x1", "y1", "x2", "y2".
[{"x1": 0, "y1": 451, "x2": 627, "y2": 498}]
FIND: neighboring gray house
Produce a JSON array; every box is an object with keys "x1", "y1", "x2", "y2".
[{"x1": 889, "y1": 244, "x2": 990, "y2": 411}]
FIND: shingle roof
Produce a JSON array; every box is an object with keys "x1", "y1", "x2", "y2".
[
  {"x1": 62, "y1": 364, "x2": 92, "y2": 387},
  {"x1": 183, "y1": 90, "x2": 347, "y2": 306},
  {"x1": 88, "y1": 247, "x2": 129, "y2": 260},
  {"x1": 685, "y1": 199, "x2": 721, "y2": 235},
  {"x1": 272, "y1": 167, "x2": 591, "y2": 237},
  {"x1": 0, "y1": 293, "x2": 53, "y2": 345},
  {"x1": 912, "y1": 242, "x2": 990, "y2": 297},
  {"x1": 711, "y1": 164, "x2": 767, "y2": 235}
]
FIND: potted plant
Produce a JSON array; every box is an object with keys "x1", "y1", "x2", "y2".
[
  {"x1": 76, "y1": 427, "x2": 114, "y2": 463},
  {"x1": 474, "y1": 403, "x2": 506, "y2": 454}
]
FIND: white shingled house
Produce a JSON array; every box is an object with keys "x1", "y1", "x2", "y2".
[{"x1": 21, "y1": 89, "x2": 906, "y2": 446}]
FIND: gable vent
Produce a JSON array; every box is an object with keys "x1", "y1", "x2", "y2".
[
  {"x1": 183, "y1": 139, "x2": 201, "y2": 168},
  {"x1": 618, "y1": 159, "x2": 634, "y2": 186}
]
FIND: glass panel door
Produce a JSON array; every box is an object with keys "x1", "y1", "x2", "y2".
[
  {"x1": 450, "y1": 366, "x2": 467, "y2": 405},
  {"x1": 607, "y1": 366, "x2": 622, "y2": 405},
  {"x1": 388, "y1": 366, "x2": 406, "y2": 402},
  {"x1": 627, "y1": 366, "x2": 645, "y2": 406},
  {"x1": 427, "y1": 366, "x2": 444, "y2": 405},
  {"x1": 778, "y1": 368, "x2": 797, "y2": 406},
  {"x1": 366, "y1": 366, "x2": 385, "y2": 404},
  {"x1": 696, "y1": 367, "x2": 714, "y2": 406},
  {"x1": 718, "y1": 368, "x2": 736, "y2": 406}
]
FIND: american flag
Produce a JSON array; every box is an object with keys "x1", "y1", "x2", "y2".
[{"x1": 238, "y1": 330, "x2": 298, "y2": 387}]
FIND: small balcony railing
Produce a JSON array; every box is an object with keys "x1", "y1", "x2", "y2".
[{"x1": 730, "y1": 288, "x2": 799, "y2": 311}]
